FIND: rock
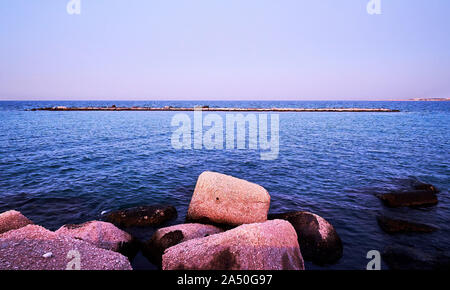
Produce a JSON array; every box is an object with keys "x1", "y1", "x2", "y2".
[
  {"x1": 376, "y1": 216, "x2": 438, "y2": 234},
  {"x1": 104, "y1": 205, "x2": 177, "y2": 228},
  {"x1": 187, "y1": 171, "x2": 270, "y2": 226},
  {"x1": 143, "y1": 223, "x2": 223, "y2": 265},
  {"x1": 413, "y1": 182, "x2": 439, "y2": 193},
  {"x1": 269, "y1": 211, "x2": 343, "y2": 265},
  {"x1": 382, "y1": 245, "x2": 450, "y2": 270},
  {"x1": 162, "y1": 220, "x2": 304, "y2": 270},
  {"x1": 376, "y1": 191, "x2": 438, "y2": 207},
  {"x1": 43, "y1": 252, "x2": 52, "y2": 258},
  {"x1": 0, "y1": 225, "x2": 132, "y2": 270},
  {"x1": 55, "y1": 221, "x2": 133, "y2": 252},
  {"x1": 0, "y1": 210, "x2": 33, "y2": 234}
]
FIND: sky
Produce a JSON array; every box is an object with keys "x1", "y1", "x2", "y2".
[{"x1": 0, "y1": 0, "x2": 449, "y2": 101}]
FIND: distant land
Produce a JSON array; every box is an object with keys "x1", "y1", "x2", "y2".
[{"x1": 407, "y1": 98, "x2": 450, "y2": 101}]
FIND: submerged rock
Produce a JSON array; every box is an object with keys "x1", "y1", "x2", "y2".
[
  {"x1": 104, "y1": 205, "x2": 177, "y2": 228},
  {"x1": 143, "y1": 223, "x2": 223, "y2": 265},
  {"x1": 376, "y1": 216, "x2": 438, "y2": 234},
  {"x1": 0, "y1": 210, "x2": 33, "y2": 234},
  {"x1": 55, "y1": 221, "x2": 134, "y2": 253},
  {"x1": 269, "y1": 211, "x2": 343, "y2": 265},
  {"x1": 187, "y1": 171, "x2": 270, "y2": 227},
  {"x1": 162, "y1": 220, "x2": 304, "y2": 270},
  {"x1": 0, "y1": 225, "x2": 132, "y2": 270},
  {"x1": 382, "y1": 245, "x2": 450, "y2": 270},
  {"x1": 376, "y1": 191, "x2": 438, "y2": 207},
  {"x1": 412, "y1": 182, "x2": 439, "y2": 193}
]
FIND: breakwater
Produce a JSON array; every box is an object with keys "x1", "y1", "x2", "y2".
[{"x1": 28, "y1": 106, "x2": 400, "y2": 112}]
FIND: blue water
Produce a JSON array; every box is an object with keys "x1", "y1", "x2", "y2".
[{"x1": 0, "y1": 101, "x2": 449, "y2": 270}]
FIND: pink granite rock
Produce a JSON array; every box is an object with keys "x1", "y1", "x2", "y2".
[
  {"x1": 187, "y1": 171, "x2": 270, "y2": 226},
  {"x1": 162, "y1": 220, "x2": 304, "y2": 270},
  {"x1": 55, "y1": 221, "x2": 132, "y2": 252},
  {"x1": 0, "y1": 210, "x2": 33, "y2": 234},
  {"x1": 144, "y1": 223, "x2": 223, "y2": 264},
  {"x1": 0, "y1": 225, "x2": 132, "y2": 270}
]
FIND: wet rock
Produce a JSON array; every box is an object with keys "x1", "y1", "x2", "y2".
[
  {"x1": 376, "y1": 191, "x2": 438, "y2": 207},
  {"x1": 143, "y1": 223, "x2": 223, "y2": 265},
  {"x1": 269, "y1": 211, "x2": 343, "y2": 265},
  {"x1": 382, "y1": 245, "x2": 450, "y2": 270},
  {"x1": 0, "y1": 210, "x2": 33, "y2": 234},
  {"x1": 0, "y1": 225, "x2": 132, "y2": 270},
  {"x1": 55, "y1": 221, "x2": 134, "y2": 253},
  {"x1": 376, "y1": 216, "x2": 438, "y2": 234},
  {"x1": 412, "y1": 182, "x2": 439, "y2": 193},
  {"x1": 104, "y1": 205, "x2": 177, "y2": 228},
  {"x1": 187, "y1": 171, "x2": 270, "y2": 227},
  {"x1": 162, "y1": 220, "x2": 304, "y2": 270}
]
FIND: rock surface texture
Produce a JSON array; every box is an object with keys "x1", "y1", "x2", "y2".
[
  {"x1": 162, "y1": 220, "x2": 304, "y2": 270},
  {"x1": 0, "y1": 225, "x2": 132, "y2": 270},
  {"x1": 187, "y1": 171, "x2": 270, "y2": 226},
  {"x1": 0, "y1": 210, "x2": 33, "y2": 234},
  {"x1": 55, "y1": 220, "x2": 133, "y2": 252}
]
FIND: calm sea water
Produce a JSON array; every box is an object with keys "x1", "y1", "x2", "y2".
[{"x1": 0, "y1": 101, "x2": 449, "y2": 270}]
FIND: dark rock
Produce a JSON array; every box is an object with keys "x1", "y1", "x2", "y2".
[
  {"x1": 413, "y1": 182, "x2": 439, "y2": 193},
  {"x1": 269, "y1": 211, "x2": 343, "y2": 265},
  {"x1": 104, "y1": 205, "x2": 177, "y2": 228},
  {"x1": 376, "y1": 190, "x2": 438, "y2": 207},
  {"x1": 377, "y1": 216, "x2": 438, "y2": 234},
  {"x1": 382, "y1": 245, "x2": 450, "y2": 270}
]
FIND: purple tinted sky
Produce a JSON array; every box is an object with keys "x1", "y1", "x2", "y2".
[{"x1": 0, "y1": 0, "x2": 449, "y2": 100}]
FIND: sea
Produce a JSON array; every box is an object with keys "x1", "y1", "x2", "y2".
[{"x1": 0, "y1": 100, "x2": 448, "y2": 270}]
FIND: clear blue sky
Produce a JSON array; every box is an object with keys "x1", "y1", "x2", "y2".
[{"x1": 0, "y1": 0, "x2": 449, "y2": 100}]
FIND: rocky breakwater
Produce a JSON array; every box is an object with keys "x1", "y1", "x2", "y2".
[
  {"x1": 147, "y1": 171, "x2": 343, "y2": 269},
  {"x1": 0, "y1": 211, "x2": 132, "y2": 270}
]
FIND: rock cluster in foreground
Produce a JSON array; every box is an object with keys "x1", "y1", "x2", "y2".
[
  {"x1": 0, "y1": 224, "x2": 132, "y2": 270},
  {"x1": 1, "y1": 171, "x2": 345, "y2": 270},
  {"x1": 156, "y1": 171, "x2": 343, "y2": 269}
]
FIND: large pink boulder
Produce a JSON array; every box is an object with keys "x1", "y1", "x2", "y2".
[
  {"x1": 0, "y1": 210, "x2": 33, "y2": 234},
  {"x1": 55, "y1": 221, "x2": 132, "y2": 252},
  {"x1": 187, "y1": 172, "x2": 270, "y2": 226},
  {"x1": 162, "y1": 220, "x2": 304, "y2": 270},
  {"x1": 0, "y1": 225, "x2": 132, "y2": 270}
]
